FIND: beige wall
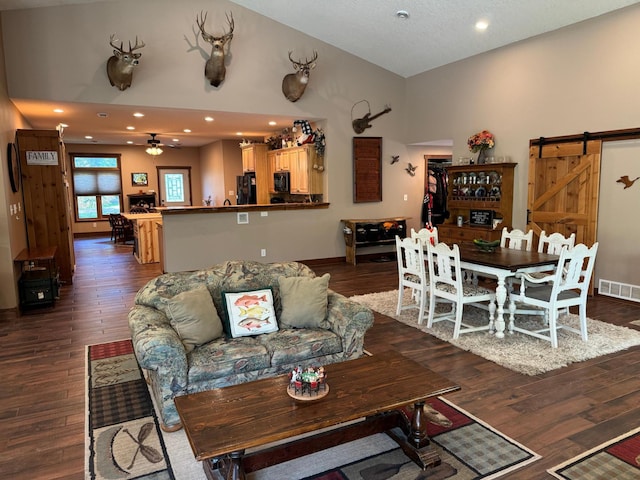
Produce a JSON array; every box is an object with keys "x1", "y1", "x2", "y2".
[
  {"x1": 2, "y1": 2, "x2": 640, "y2": 294},
  {"x1": 67, "y1": 143, "x2": 201, "y2": 234},
  {"x1": 0, "y1": 18, "x2": 30, "y2": 309}
]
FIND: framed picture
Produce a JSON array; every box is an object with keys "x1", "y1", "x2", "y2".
[{"x1": 132, "y1": 172, "x2": 148, "y2": 186}]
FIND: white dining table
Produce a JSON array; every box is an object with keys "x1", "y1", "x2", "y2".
[{"x1": 455, "y1": 244, "x2": 559, "y2": 338}]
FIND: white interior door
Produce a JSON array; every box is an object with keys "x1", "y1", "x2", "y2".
[{"x1": 157, "y1": 167, "x2": 192, "y2": 207}]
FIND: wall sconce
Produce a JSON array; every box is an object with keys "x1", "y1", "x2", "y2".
[{"x1": 146, "y1": 133, "x2": 163, "y2": 156}]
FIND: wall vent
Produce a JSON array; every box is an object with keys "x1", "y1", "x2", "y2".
[{"x1": 598, "y1": 279, "x2": 640, "y2": 303}]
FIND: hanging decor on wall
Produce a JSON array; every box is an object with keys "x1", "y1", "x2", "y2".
[
  {"x1": 7, "y1": 142, "x2": 20, "y2": 193},
  {"x1": 405, "y1": 163, "x2": 418, "y2": 176},
  {"x1": 282, "y1": 51, "x2": 318, "y2": 102},
  {"x1": 196, "y1": 11, "x2": 234, "y2": 87},
  {"x1": 391, "y1": 155, "x2": 400, "y2": 164},
  {"x1": 616, "y1": 175, "x2": 640, "y2": 189},
  {"x1": 351, "y1": 100, "x2": 392, "y2": 134},
  {"x1": 106, "y1": 34, "x2": 145, "y2": 91}
]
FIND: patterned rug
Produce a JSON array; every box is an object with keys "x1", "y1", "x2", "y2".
[
  {"x1": 547, "y1": 426, "x2": 640, "y2": 479},
  {"x1": 86, "y1": 339, "x2": 540, "y2": 479},
  {"x1": 350, "y1": 289, "x2": 640, "y2": 375}
]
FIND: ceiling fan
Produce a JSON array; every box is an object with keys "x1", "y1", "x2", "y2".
[{"x1": 146, "y1": 133, "x2": 163, "y2": 156}]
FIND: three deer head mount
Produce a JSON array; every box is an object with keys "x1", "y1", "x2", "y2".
[
  {"x1": 196, "y1": 11, "x2": 234, "y2": 87},
  {"x1": 282, "y1": 51, "x2": 318, "y2": 102},
  {"x1": 107, "y1": 34, "x2": 145, "y2": 91}
]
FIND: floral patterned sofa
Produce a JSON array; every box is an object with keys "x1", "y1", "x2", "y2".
[{"x1": 128, "y1": 260, "x2": 374, "y2": 431}]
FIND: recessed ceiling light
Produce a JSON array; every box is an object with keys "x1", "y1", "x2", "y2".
[
  {"x1": 172, "y1": 138, "x2": 180, "y2": 142},
  {"x1": 126, "y1": 141, "x2": 134, "y2": 144},
  {"x1": 268, "y1": 121, "x2": 277, "y2": 126},
  {"x1": 183, "y1": 129, "x2": 191, "y2": 133},
  {"x1": 204, "y1": 116, "x2": 214, "y2": 122},
  {"x1": 54, "y1": 108, "x2": 64, "y2": 113},
  {"x1": 396, "y1": 10, "x2": 409, "y2": 19},
  {"x1": 475, "y1": 20, "x2": 489, "y2": 31},
  {"x1": 97, "y1": 112, "x2": 108, "y2": 118},
  {"x1": 236, "y1": 132, "x2": 243, "y2": 136},
  {"x1": 133, "y1": 112, "x2": 144, "y2": 117},
  {"x1": 126, "y1": 126, "x2": 135, "y2": 130},
  {"x1": 85, "y1": 135, "x2": 93, "y2": 139}
]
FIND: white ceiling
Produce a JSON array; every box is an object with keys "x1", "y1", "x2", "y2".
[{"x1": 3, "y1": 0, "x2": 639, "y2": 147}]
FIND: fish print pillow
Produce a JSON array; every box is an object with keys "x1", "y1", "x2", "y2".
[{"x1": 222, "y1": 288, "x2": 279, "y2": 338}]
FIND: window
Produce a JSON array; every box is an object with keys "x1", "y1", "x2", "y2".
[{"x1": 71, "y1": 154, "x2": 122, "y2": 221}]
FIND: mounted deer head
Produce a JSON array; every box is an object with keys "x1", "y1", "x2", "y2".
[
  {"x1": 196, "y1": 11, "x2": 234, "y2": 87},
  {"x1": 107, "y1": 34, "x2": 145, "y2": 91},
  {"x1": 282, "y1": 51, "x2": 318, "y2": 102}
]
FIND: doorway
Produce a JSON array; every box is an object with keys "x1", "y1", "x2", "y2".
[{"x1": 157, "y1": 167, "x2": 192, "y2": 207}]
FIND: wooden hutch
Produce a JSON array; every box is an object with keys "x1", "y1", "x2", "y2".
[{"x1": 437, "y1": 163, "x2": 516, "y2": 244}]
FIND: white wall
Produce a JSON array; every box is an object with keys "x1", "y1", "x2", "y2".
[{"x1": 596, "y1": 141, "x2": 640, "y2": 286}]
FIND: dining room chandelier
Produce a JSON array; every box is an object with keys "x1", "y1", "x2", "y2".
[{"x1": 145, "y1": 133, "x2": 163, "y2": 156}]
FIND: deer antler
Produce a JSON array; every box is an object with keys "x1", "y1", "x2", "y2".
[
  {"x1": 109, "y1": 34, "x2": 123, "y2": 52},
  {"x1": 128, "y1": 37, "x2": 145, "y2": 52}
]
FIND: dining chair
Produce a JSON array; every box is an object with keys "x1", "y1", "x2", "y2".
[
  {"x1": 410, "y1": 227, "x2": 439, "y2": 248},
  {"x1": 425, "y1": 242, "x2": 496, "y2": 339},
  {"x1": 508, "y1": 242, "x2": 599, "y2": 348},
  {"x1": 528, "y1": 230, "x2": 577, "y2": 279},
  {"x1": 113, "y1": 214, "x2": 134, "y2": 244},
  {"x1": 500, "y1": 227, "x2": 534, "y2": 251},
  {"x1": 395, "y1": 236, "x2": 429, "y2": 325},
  {"x1": 108, "y1": 214, "x2": 119, "y2": 243}
]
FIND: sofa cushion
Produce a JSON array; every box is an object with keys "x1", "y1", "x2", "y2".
[
  {"x1": 278, "y1": 274, "x2": 330, "y2": 329},
  {"x1": 257, "y1": 328, "x2": 343, "y2": 365},
  {"x1": 222, "y1": 288, "x2": 279, "y2": 338},
  {"x1": 166, "y1": 286, "x2": 223, "y2": 353},
  {"x1": 188, "y1": 336, "x2": 271, "y2": 384}
]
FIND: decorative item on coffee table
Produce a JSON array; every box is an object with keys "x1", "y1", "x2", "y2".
[{"x1": 287, "y1": 365, "x2": 329, "y2": 401}]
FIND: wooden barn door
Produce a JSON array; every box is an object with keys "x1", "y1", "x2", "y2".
[{"x1": 527, "y1": 139, "x2": 602, "y2": 248}]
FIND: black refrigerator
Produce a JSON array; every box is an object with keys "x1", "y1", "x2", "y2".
[{"x1": 236, "y1": 172, "x2": 257, "y2": 205}]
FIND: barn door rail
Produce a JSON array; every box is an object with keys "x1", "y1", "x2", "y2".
[{"x1": 530, "y1": 127, "x2": 640, "y2": 158}]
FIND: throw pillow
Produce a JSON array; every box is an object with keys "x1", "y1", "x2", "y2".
[
  {"x1": 278, "y1": 273, "x2": 330, "y2": 329},
  {"x1": 222, "y1": 288, "x2": 279, "y2": 338},
  {"x1": 166, "y1": 286, "x2": 223, "y2": 353}
]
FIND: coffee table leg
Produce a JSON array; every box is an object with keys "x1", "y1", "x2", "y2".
[
  {"x1": 390, "y1": 401, "x2": 441, "y2": 469},
  {"x1": 203, "y1": 451, "x2": 246, "y2": 480}
]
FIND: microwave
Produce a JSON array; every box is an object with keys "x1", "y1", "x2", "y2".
[{"x1": 274, "y1": 172, "x2": 290, "y2": 192}]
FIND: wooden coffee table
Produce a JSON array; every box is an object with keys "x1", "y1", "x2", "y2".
[{"x1": 175, "y1": 350, "x2": 460, "y2": 480}]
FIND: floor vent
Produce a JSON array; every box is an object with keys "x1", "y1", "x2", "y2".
[{"x1": 598, "y1": 279, "x2": 640, "y2": 303}]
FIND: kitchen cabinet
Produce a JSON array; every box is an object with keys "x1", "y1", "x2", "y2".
[
  {"x1": 123, "y1": 213, "x2": 162, "y2": 264},
  {"x1": 437, "y1": 163, "x2": 516, "y2": 244},
  {"x1": 241, "y1": 144, "x2": 269, "y2": 203},
  {"x1": 289, "y1": 144, "x2": 322, "y2": 195}
]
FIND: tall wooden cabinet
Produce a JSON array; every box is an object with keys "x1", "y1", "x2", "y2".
[
  {"x1": 266, "y1": 144, "x2": 323, "y2": 196},
  {"x1": 437, "y1": 163, "x2": 516, "y2": 244},
  {"x1": 16, "y1": 129, "x2": 75, "y2": 285}
]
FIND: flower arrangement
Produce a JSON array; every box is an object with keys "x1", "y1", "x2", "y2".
[{"x1": 467, "y1": 130, "x2": 495, "y2": 153}]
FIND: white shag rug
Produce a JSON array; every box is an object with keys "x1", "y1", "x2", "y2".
[{"x1": 351, "y1": 289, "x2": 640, "y2": 376}]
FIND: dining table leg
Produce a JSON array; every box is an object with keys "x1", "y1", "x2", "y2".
[{"x1": 493, "y1": 274, "x2": 508, "y2": 338}]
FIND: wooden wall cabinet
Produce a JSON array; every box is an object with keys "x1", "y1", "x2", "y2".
[
  {"x1": 437, "y1": 163, "x2": 516, "y2": 244},
  {"x1": 16, "y1": 129, "x2": 75, "y2": 285},
  {"x1": 353, "y1": 137, "x2": 382, "y2": 203}
]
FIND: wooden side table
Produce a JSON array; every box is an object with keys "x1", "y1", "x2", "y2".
[
  {"x1": 14, "y1": 246, "x2": 59, "y2": 310},
  {"x1": 341, "y1": 217, "x2": 409, "y2": 265}
]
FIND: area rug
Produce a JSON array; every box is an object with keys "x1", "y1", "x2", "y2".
[
  {"x1": 547, "y1": 426, "x2": 640, "y2": 479},
  {"x1": 350, "y1": 289, "x2": 640, "y2": 376},
  {"x1": 86, "y1": 339, "x2": 540, "y2": 479}
]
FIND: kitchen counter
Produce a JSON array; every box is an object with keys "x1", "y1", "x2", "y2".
[
  {"x1": 122, "y1": 213, "x2": 162, "y2": 264},
  {"x1": 155, "y1": 202, "x2": 329, "y2": 216}
]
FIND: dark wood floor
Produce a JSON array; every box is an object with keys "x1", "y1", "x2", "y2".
[{"x1": 1, "y1": 236, "x2": 639, "y2": 479}]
